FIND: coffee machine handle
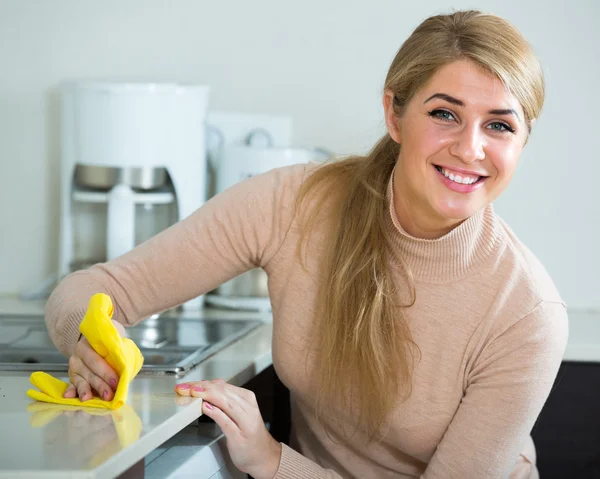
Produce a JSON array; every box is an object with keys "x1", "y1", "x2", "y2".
[
  {"x1": 106, "y1": 183, "x2": 136, "y2": 261},
  {"x1": 245, "y1": 128, "x2": 274, "y2": 147}
]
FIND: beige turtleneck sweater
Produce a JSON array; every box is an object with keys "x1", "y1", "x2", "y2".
[{"x1": 45, "y1": 163, "x2": 568, "y2": 479}]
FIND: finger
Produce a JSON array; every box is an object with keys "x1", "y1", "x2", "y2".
[
  {"x1": 175, "y1": 378, "x2": 223, "y2": 391},
  {"x1": 72, "y1": 373, "x2": 92, "y2": 401},
  {"x1": 63, "y1": 384, "x2": 77, "y2": 399},
  {"x1": 174, "y1": 379, "x2": 216, "y2": 397},
  {"x1": 174, "y1": 383, "x2": 193, "y2": 396},
  {"x1": 191, "y1": 383, "x2": 248, "y2": 426},
  {"x1": 201, "y1": 401, "x2": 240, "y2": 438},
  {"x1": 205, "y1": 382, "x2": 254, "y2": 412},
  {"x1": 70, "y1": 355, "x2": 114, "y2": 401},
  {"x1": 76, "y1": 338, "x2": 119, "y2": 391}
]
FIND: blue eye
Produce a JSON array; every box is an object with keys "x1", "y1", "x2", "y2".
[
  {"x1": 488, "y1": 122, "x2": 515, "y2": 133},
  {"x1": 429, "y1": 109, "x2": 516, "y2": 134},
  {"x1": 428, "y1": 109, "x2": 455, "y2": 122}
]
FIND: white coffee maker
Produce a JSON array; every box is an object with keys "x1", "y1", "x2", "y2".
[{"x1": 58, "y1": 81, "x2": 210, "y2": 310}]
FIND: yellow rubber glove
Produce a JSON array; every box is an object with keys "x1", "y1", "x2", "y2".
[{"x1": 26, "y1": 293, "x2": 144, "y2": 410}]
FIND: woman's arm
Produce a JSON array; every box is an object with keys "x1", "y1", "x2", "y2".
[
  {"x1": 274, "y1": 445, "x2": 344, "y2": 478},
  {"x1": 176, "y1": 379, "x2": 344, "y2": 479},
  {"x1": 46, "y1": 163, "x2": 308, "y2": 356},
  {"x1": 421, "y1": 301, "x2": 568, "y2": 479}
]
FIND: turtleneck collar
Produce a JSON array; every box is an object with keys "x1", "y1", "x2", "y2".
[{"x1": 385, "y1": 170, "x2": 505, "y2": 283}]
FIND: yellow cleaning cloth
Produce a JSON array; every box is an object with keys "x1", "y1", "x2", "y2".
[{"x1": 26, "y1": 293, "x2": 144, "y2": 410}]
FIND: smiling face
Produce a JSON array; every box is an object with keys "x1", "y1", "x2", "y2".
[{"x1": 384, "y1": 59, "x2": 530, "y2": 238}]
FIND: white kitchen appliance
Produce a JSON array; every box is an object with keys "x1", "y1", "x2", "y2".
[
  {"x1": 205, "y1": 137, "x2": 331, "y2": 312},
  {"x1": 58, "y1": 81, "x2": 210, "y2": 310}
]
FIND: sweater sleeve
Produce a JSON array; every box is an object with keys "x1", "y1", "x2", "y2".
[
  {"x1": 421, "y1": 301, "x2": 568, "y2": 479},
  {"x1": 274, "y1": 444, "x2": 343, "y2": 479},
  {"x1": 45, "y1": 163, "x2": 307, "y2": 356}
]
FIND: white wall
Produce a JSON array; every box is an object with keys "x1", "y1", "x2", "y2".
[{"x1": 0, "y1": 0, "x2": 598, "y2": 309}]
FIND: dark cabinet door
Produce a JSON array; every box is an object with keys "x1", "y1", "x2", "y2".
[
  {"x1": 235, "y1": 362, "x2": 600, "y2": 478},
  {"x1": 532, "y1": 361, "x2": 600, "y2": 478}
]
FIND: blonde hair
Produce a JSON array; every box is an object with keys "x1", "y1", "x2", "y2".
[{"x1": 297, "y1": 10, "x2": 545, "y2": 441}]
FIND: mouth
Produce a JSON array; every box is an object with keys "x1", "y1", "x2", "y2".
[{"x1": 433, "y1": 165, "x2": 487, "y2": 186}]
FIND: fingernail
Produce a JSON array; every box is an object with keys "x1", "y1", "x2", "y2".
[
  {"x1": 110, "y1": 378, "x2": 117, "y2": 389},
  {"x1": 204, "y1": 402, "x2": 213, "y2": 410},
  {"x1": 193, "y1": 386, "x2": 205, "y2": 392},
  {"x1": 177, "y1": 384, "x2": 191, "y2": 390},
  {"x1": 103, "y1": 391, "x2": 110, "y2": 401}
]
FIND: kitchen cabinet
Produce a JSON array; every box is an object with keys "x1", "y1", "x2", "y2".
[
  {"x1": 249, "y1": 364, "x2": 600, "y2": 479},
  {"x1": 532, "y1": 361, "x2": 600, "y2": 478},
  {"x1": 144, "y1": 425, "x2": 246, "y2": 479}
]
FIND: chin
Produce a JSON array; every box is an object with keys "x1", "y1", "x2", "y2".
[{"x1": 435, "y1": 201, "x2": 481, "y2": 223}]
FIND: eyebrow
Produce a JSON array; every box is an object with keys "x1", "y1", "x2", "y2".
[{"x1": 424, "y1": 93, "x2": 520, "y2": 120}]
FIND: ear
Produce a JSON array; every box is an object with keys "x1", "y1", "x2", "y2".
[{"x1": 383, "y1": 90, "x2": 403, "y2": 144}]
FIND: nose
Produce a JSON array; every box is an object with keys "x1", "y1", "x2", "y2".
[{"x1": 449, "y1": 124, "x2": 485, "y2": 163}]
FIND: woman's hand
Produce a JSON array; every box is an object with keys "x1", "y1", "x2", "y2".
[
  {"x1": 63, "y1": 319, "x2": 124, "y2": 402},
  {"x1": 174, "y1": 379, "x2": 282, "y2": 479}
]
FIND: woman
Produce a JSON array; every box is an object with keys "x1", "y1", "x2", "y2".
[{"x1": 46, "y1": 10, "x2": 568, "y2": 479}]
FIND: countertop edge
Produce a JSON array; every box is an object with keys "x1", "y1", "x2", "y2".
[{"x1": 94, "y1": 323, "x2": 274, "y2": 479}]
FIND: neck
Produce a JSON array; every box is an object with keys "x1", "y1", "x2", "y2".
[
  {"x1": 392, "y1": 169, "x2": 463, "y2": 239},
  {"x1": 386, "y1": 175, "x2": 504, "y2": 283}
]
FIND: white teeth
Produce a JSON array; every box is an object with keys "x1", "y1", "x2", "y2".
[{"x1": 440, "y1": 167, "x2": 479, "y2": 185}]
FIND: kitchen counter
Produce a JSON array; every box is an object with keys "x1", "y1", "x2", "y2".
[
  {"x1": 0, "y1": 295, "x2": 273, "y2": 478},
  {"x1": 0, "y1": 296, "x2": 598, "y2": 478}
]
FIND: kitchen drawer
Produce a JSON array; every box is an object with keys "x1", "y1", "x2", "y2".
[{"x1": 145, "y1": 423, "x2": 244, "y2": 479}]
